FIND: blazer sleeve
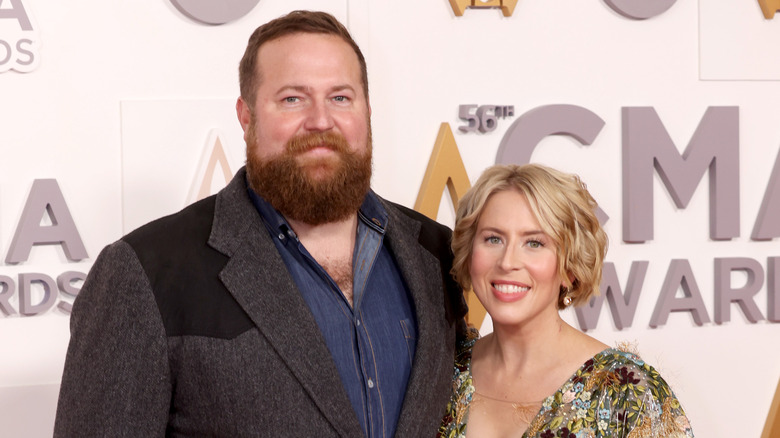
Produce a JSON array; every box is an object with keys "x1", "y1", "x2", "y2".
[{"x1": 54, "y1": 240, "x2": 171, "y2": 437}]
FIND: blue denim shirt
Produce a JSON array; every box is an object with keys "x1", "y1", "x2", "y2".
[{"x1": 248, "y1": 188, "x2": 417, "y2": 438}]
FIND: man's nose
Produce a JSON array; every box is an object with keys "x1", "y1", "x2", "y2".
[{"x1": 304, "y1": 101, "x2": 335, "y2": 131}]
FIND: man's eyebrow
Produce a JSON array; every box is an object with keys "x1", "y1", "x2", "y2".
[
  {"x1": 276, "y1": 84, "x2": 356, "y2": 94},
  {"x1": 330, "y1": 84, "x2": 356, "y2": 93},
  {"x1": 276, "y1": 85, "x2": 310, "y2": 94}
]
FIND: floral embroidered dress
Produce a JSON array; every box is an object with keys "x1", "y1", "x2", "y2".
[{"x1": 437, "y1": 332, "x2": 694, "y2": 438}]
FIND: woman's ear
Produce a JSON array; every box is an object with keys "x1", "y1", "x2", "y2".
[{"x1": 563, "y1": 272, "x2": 576, "y2": 288}]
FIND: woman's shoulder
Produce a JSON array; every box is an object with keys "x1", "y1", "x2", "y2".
[
  {"x1": 591, "y1": 347, "x2": 676, "y2": 391},
  {"x1": 582, "y1": 346, "x2": 695, "y2": 436},
  {"x1": 593, "y1": 346, "x2": 649, "y2": 370},
  {"x1": 583, "y1": 347, "x2": 676, "y2": 399}
]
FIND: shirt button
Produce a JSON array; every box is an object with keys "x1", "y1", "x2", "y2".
[
  {"x1": 367, "y1": 378, "x2": 375, "y2": 389},
  {"x1": 356, "y1": 320, "x2": 361, "y2": 326},
  {"x1": 277, "y1": 233, "x2": 285, "y2": 240}
]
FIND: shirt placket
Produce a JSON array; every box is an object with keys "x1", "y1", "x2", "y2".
[{"x1": 353, "y1": 216, "x2": 385, "y2": 437}]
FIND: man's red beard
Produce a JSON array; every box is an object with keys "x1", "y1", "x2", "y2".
[{"x1": 245, "y1": 126, "x2": 372, "y2": 225}]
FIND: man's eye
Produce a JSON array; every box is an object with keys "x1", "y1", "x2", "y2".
[{"x1": 284, "y1": 97, "x2": 300, "y2": 103}]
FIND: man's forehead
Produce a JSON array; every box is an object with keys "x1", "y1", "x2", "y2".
[
  {"x1": 258, "y1": 32, "x2": 355, "y2": 59},
  {"x1": 254, "y1": 33, "x2": 363, "y2": 87}
]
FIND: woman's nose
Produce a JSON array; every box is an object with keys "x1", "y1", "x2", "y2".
[{"x1": 498, "y1": 245, "x2": 522, "y2": 271}]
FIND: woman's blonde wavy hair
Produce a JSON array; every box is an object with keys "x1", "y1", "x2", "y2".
[{"x1": 451, "y1": 164, "x2": 608, "y2": 309}]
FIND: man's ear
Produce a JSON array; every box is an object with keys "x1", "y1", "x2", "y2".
[{"x1": 236, "y1": 97, "x2": 251, "y2": 133}]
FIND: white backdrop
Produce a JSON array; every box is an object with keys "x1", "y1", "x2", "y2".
[{"x1": 1, "y1": 1, "x2": 779, "y2": 437}]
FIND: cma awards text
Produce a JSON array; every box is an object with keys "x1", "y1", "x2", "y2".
[{"x1": 1, "y1": 179, "x2": 87, "y2": 317}]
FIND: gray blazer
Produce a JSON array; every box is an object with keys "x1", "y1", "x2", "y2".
[{"x1": 54, "y1": 167, "x2": 467, "y2": 437}]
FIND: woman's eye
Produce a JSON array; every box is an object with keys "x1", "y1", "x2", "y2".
[
  {"x1": 526, "y1": 239, "x2": 543, "y2": 249},
  {"x1": 486, "y1": 236, "x2": 502, "y2": 245}
]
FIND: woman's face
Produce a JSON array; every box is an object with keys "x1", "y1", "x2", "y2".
[{"x1": 469, "y1": 189, "x2": 562, "y2": 330}]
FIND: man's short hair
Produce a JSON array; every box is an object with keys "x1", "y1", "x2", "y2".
[{"x1": 238, "y1": 10, "x2": 368, "y2": 108}]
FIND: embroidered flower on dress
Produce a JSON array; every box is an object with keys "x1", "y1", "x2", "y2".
[
  {"x1": 617, "y1": 366, "x2": 640, "y2": 385},
  {"x1": 559, "y1": 426, "x2": 576, "y2": 438},
  {"x1": 582, "y1": 358, "x2": 595, "y2": 373},
  {"x1": 577, "y1": 429, "x2": 596, "y2": 438}
]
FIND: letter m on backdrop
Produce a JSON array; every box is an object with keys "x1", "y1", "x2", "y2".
[{"x1": 622, "y1": 107, "x2": 740, "y2": 243}]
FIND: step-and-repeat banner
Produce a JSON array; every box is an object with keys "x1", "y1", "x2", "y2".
[{"x1": 1, "y1": 1, "x2": 779, "y2": 436}]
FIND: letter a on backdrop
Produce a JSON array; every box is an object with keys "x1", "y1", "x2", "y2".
[
  {"x1": 414, "y1": 123, "x2": 487, "y2": 327},
  {"x1": 763, "y1": 379, "x2": 780, "y2": 438},
  {"x1": 414, "y1": 123, "x2": 470, "y2": 220},
  {"x1": 759, "y1": 0, "x2": 780, "y2": 19},
  {"x1": 188, "y1": 129, "x2": 235, "y2": 204},
  {"x1": 6, "y1": 179, "x2": 88, "y2": 264}
]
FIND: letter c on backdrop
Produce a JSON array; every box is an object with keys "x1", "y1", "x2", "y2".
[{"x1": 169, "y1": 0, "x2": 260, "y2": 25}]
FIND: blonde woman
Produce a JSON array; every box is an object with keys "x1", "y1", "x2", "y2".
[{"x1": 438, "y1": 164, "x2": 693, "y2": 438}]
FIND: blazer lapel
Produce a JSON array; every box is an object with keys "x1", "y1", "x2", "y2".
[
  {"x1": 383, "y1": 203, "x2": 457, "y2": 435},
  {"x1": 207, "y1": 169, "x2": 363, "y2": 438}
]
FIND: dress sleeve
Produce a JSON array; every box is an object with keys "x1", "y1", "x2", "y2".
[
  {"x1": 53, "y1": 240, "x2": 171, "y2": 437},
  {"x1": 616, "y1": 359, "x2": 694, "y2": 438}
]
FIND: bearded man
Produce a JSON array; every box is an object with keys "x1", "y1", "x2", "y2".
[{"x1": 54, "y1": 10, "x2": 467, "y2": 438}]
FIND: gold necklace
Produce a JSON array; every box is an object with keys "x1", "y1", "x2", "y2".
[
  {"x1": 473, "y1": 389, "x2": 541, "y2": 405},
  {"x1": 472, "y1": 390, "x2": 543, "y2": 425}
]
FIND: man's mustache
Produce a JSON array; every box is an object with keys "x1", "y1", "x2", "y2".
[{"x1": 287, "y1": 132, "x2": 350, "y2": 154}]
